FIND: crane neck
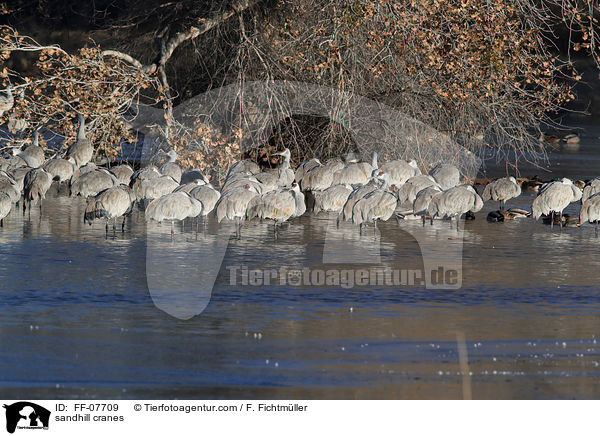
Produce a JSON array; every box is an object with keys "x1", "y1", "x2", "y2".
[{"x1": 77, "y1": 115, "x2": 86, "y2": 140}]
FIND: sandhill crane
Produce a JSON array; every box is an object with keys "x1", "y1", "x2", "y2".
[
  {"x1": 254, "y1": 170, "x2": 280, "y2": 192},
  {"x1": 71, "y1": 168, "x2": 119, "y2": 197},
  {"x1": 23, "y1": 168, "x2": 53, "y2": 213},
  {"x1": 13, "y1": 131, "x2": 45, "y2": 168},
  {"x1": 396, "y1": 174, "x2": 440, "y2": 205},
  {"x1": 215, "y1": 184, "x2": 260, "y2": 237},
  {"x1": 301, "y1": 164, "x2": 334, "y2": 191},
  {"x1": 226, "y1": 159, "x2": 260, "y2": 178},
  {"x1": 351, "y1": 172, "x2": 397, "y2": 233},
  {"x1": 313, "y1": 184, "x2": 353, "y2": 214},
  {"x1": 222, "y1": 175, "x2": 265, "y2": 195},
  {"x1": 78, "y1": 162, "x2": 97, "y2": 174},
  {"x1": 180, "y1": 168, "x2": 211, "y2": 185},
  {"x1": 188, "y1": 184, "x2": 221, "y2": 216},
  {"x1": 0, "y1": 192, "x2": 11, "y2": 226},
  {"x1": 582, "y1": 178, "x2": 600, "y2": 203},
  {"x1": 130, "y1": 165, "x2": 161, "y2": 184},
  {"x1": 380, "y1": 158, "x2": 420, "y2": 186},
  {"x1": 580, "y1": 192, "x2": 600, "y2": 235},
  {"x1": 84, "y1": 185, "x2": 135, "y2": 234},
  {"x1": 0, "y1": 85, "x2": 14, "y2": 117},
  {"x1": 66, "y1": 114, "x2": 94, "y2": 167},
  {"x1": 413, "y1": 185, "x2": 442, "y2": 218},
  {"x1": 273, "y1": 148, "x2": 294, "y2": 186},
  {"x1": 340, "y1": 170, "x2": 388, "y2": 222},
  {"x1": 254, "y1": 148, "x2": 294, "y2": 188},
  {"x1": 133, "y1": 175, "x2": 179, "y2": 202},
  {"x1": 109, "y1": 164, "x2": 134, "y2": 185},
  {"x1": 295, "y1": 158, "x2": 321, "y2": 183},
  {"x1": 532, "y1": 178, "x2": 581, "y2": 227},
  {"x1": 332, "y1": 151, "x2": 377, "y2": 186},
  {"x1": 428, "y1": 185, "x2": 483, "y2": 229},
  {"x1": 430, "y1": 163, "x2": 461, "y2": 190},
  {"x1": 247, "y1": 182, "x2": 305, "y2": 235},
  {"x1": 8, "y1": 167, "x2": 28, "y2": 192},
  {"x1": 0, "y1": 171, "x2": 20, "y2": 203},
  {"x1": 482, "y1": 176, "x2": 522, "y2": 209},
  {"x1": 43, "y1": 157, "x2": 76, "y2": 192},
  {"x1": 159, "y1": 150, "x2": 182, "y2": 183},
  {"x1": 145, "y1": 191, "x2": 203, "y2": 235}
]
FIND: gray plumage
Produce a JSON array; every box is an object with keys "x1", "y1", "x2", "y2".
[
  {"x1": 351, "y1": 172, "x2": 397, "y2": 228},
  {"x1": 429, "y1": 163, "x2": 461, "y2": 190},
  {"x1": 295, "y1": 158, "x2": 321, "y2": 183},
  {"x1": 341, "y1": 171, "x2": 387, "y2": 221},
  {"x1": 0, "y1": 191, "x2": 11, "y2": 225},
  {"x1": 8, "y1": 167, "x2": 28, "y2": 192},
  {"x1": 109, "y1": 164, "x2": 134, "y2": 185},
  {"x1": 332, "y1": 152, "x2": 377, "y2": 186},
  {"x1": 71, "y1": 168, "x2": 119, "y2": 197},
  {"x1": 313, "y1": 184, "x2": 353, "y2": 214},
  {"x1": 582, "y1": 178, "x2": 600, "y2": 203},
  {"x1": 253, "y1": 171, "x2": 280, "y2": 192},
  {"x1": 428, "y1": 185, "x2": 483, "y2": 220},
  {"x1": 188, "y1": 184, "x2": 221, "y2": 216},
  {"x1": 222, "y1": 175, "x2": 265, "y2": 195},
  {"x1": 145, "y1": 191, "x2": 203, "y2": 222},
  {"x1": 396, "y1": 174, "x2": 440, "y2": 204},
  {"x1": 380, "y1": 158, "x2": 421, "y2": 186},
  {"x1": 226, "y1": 159, "x2": 260, "y2": 179},
  {"x1": 413, "y1": 186, "x2": 442, "y2": 215},
  {"x1": 0, "y1": 86, "x2": 14, "y2": 117},
  {"x1": 159, "y1": 150, "x2": 182, "y2": 183},
  {"x1": 215, "y1": 184, "x2": 260, "y2": 222},
  {"x1": 532, "y1": 178, "x2": 581, "y2": 220},
  {"x1": 133, "y1": 175, "x2": 179, "y2": 201},
  {"x1": 13, "y1": 131, "x2": 45, "y2": 168},
  {"x1": 43, "y1": 157, "x2": 76, "y2": 185},
  {"x1": 580, "y1": 193, "x2": 600, "y2": 225},
  {"x1": 129, "y1": 165, "x2": 161, "y2": 186},
  {"x1": 254, "y1": 148, "x2": 294, "y2": 188},
  {"x1": 180, "y1": 168, "x2": 210, "y2": 185},
  {"x1": 78, "y1": 162, "x2": 98, "y2": 175},
  {"x1": 247, "y1": 183, "x2": 305, "y2": 223},
  {"x1": 23, "y1": 168, "x2": 53, "y2": 209},
  {"x1": 66, "y1": 114, "x2": 94, "y2": 167},
  {"x1": 0, "y1": 171, "x2": 20, "y2": 203},
  {"x1": 84, "y1": 185, "x2": 135, "y2": 227},
  {"x1": 482, "y1": 176, "x2": 521, "y2": 208}
]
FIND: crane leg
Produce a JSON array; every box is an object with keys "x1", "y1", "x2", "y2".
[
  {"x1": 422, "y1": 215, "x2": 426, "y2": 227},
  {"x1": 122, "y1": 216, "x2": 126, "y2": 232},
  {"x1": 336, "y1": 214, "x2": 340, "y2": 229},
  {"x1": 1, "y1": 218, "x2": 3, "y2": 227},
  {"x1": 559, "y1": 211, "x2": 563, "y2": 229},
  {"x1": 359, "y1": 223, "x2": 363, "y2": 235},
  {"x1": 550, "y1": 211, "x2": 554, "y2": 229},
  {"x1": 171, "y1": 220, "x2": 175, "y2": 237},
  {"x1": 596, "y1": 221, "x2": 598, "y2": 238}
]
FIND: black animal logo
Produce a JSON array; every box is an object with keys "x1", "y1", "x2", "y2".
[{"x1": 3, "y1": 402, "x2": 50, "y2": 434}]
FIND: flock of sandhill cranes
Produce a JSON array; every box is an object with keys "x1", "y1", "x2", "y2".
[{"x1": 0, "y1": 114, "x2": 599, "y2": 236}]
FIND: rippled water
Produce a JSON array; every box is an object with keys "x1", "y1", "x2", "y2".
[{"x1": 1, "y1": 129, "x2": 600, "y2": 400}]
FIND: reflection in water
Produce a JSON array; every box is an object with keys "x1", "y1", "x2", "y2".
[{"x1": 0, "y1": 178, "x2": 600, "y2": 399}]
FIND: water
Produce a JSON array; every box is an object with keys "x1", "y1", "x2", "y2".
[{"x1": 1, "y1": 131, "x2": 600, "y2": 400}]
